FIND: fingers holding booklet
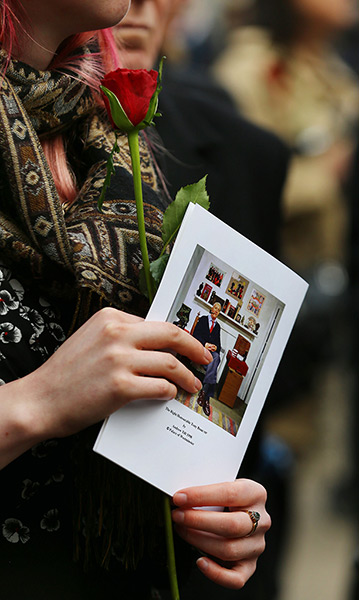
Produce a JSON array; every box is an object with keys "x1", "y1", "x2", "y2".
[{"x1": 172, "y1": 479, "x2": 270, "y2": 589}]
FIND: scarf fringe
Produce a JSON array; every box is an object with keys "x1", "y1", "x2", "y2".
[{"x1": 71, "y1": 428, "x2": 165, "y2": 571}]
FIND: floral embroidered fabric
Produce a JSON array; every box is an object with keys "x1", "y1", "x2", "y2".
[
  {"x1": 0, "y1": 263, "x2": 69, "y2": 549},
  {"x1": 0, "y1": 264, "x2": 66, "y2": 381}
]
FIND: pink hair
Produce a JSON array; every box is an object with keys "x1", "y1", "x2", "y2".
[
  {"x1": 42, "y1": 29, "x2": 121, "y2": 206},
  {"x1": 0, "y1": 1, "x2": 121, "y2": 205}
]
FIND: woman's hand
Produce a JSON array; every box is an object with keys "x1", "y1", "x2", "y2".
[
  {"x1": 1, "y1": 307, "x2": 212, "y2": 466},
  {"x1": 172, "y1": 479, "x2": 270, "y2": 589}
]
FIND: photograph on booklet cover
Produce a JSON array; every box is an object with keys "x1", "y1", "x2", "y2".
[
  {"x1": 94, "y1": 204, "x2": 308, "y2": 496},
  {"x1": 167, "y1": 244, "x2": 284, "y2": 437}
]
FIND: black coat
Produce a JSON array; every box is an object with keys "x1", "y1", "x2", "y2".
[{"x1": 156, "y1": 66, "x2": 291, "y2": 258}]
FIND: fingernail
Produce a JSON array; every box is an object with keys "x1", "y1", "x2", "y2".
[
  {"x1": 197, "y1": 557, "x2": 209, "y2": 571},
  {"x1": 194, "y1": 377, "x2": 202, "y2": 392},
  {"x1": 172, "y1": 510, "x2": 184, "y2": 524},
  {"x1": 173, "y1": 492, "x2": 187, "y2": 506},
  {"x1": 204, "y1": 348, "x2": 213, "y2": 363}
]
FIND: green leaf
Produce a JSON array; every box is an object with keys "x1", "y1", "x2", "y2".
[
  {"x1": 139, "y1": 255, "x2": 169, "y2": 297},
  {"x1": 139, "y1": 56, "x2": 166, "y2": 130},
  {"x1": 150, "y1": 254, "x2": 169, "y2": 289},
  {"x1": 161, "y1": 176, "x2": 210, "y2": 251},
  {"x1": 100, "y1": 85, "x2": 134, "y2": 132}
]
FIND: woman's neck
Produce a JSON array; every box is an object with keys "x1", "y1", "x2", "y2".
[
  {"x1": 14, "y1": 44, "x2": 55, "y2": 71},
  {"x1": 13, "y1": 28, "x2": 63, "y2": 70}
]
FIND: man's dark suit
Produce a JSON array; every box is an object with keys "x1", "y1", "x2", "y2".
[{"x1": 192, "y1": 315, "x2": 221, "y2": 355}]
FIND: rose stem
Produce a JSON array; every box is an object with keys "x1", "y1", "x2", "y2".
[
  {"x1": 164, "y1": 495, "x2": 180, "y2": 600},
  {"x1": 128, "y1": 129, "x2": 155, "y2": 303},
  {"x1": 128, "y1": 128, "x2": 180, "y2": 599}
]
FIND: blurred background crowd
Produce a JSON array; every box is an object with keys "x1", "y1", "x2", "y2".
[{"x1": 115, "y1": 0, "x2": 358, "y2": 598}]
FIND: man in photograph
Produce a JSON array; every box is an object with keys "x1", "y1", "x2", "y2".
[{"x1": 192, "y1": 302, "x2": 222, "y2": 416}]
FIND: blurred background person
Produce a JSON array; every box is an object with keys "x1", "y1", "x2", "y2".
[
  {"x1": 212, "y1": 0, "x2": 359, "y2": 358},
  {"x1": 213, "y1": 0, "x2": 359, "y2": 276}
]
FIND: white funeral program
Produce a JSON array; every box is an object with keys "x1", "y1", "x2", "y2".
[{"x1": 94, "y1": 204, "x2": 308, "y2": 495}]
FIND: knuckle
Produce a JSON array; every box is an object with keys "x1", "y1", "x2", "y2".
[
  {"x1": 166, "y1": 322, "x2": 182, "y2": 343},
  {"x1": 157, "y1": 379, "x2": 174, "y2": 399},
  {"x1": 96, "y1": 306, "x2": 118, "y2": 324},
  {"x1": 263, "y1": 511, "x2": 272, "y2": 532},
  {"x1": 110, "y1": 370, "x2": 130, "y2": 396},
  {"x1": 171, "y1": 329, "x2": 182, "y2": 346},
  {"x1": 256, "y1": 482, "x2": 268, "y2": 504},
  {"x1": 257, "y1": 538, "x2": 266, "y2": 556},
  {"x1": 101, "y1": 317, "x2": 126, "y2": 342},
  {"x1": 165, "y1": 354, "x2": 178, "y2": 373},
  {"x1": 101, "y1": 347, "x2": 118, "y2": 371},
  {"x1": 102, "y1": 345, "x2": 131, "y2": 371},
  {"x1": 100, "y1": 306, "x2": 117, "y2": 316},
  {"x1": 101, "y1": 320, "x2": 118, "y2": 341}
]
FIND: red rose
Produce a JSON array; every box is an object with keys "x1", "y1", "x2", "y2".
[
  {"x1": 101, "y1": 68, "x2": 158, "y2": 130},
  {"x1": 98, "y1": 59, "x2": 164, "y2": 211}
]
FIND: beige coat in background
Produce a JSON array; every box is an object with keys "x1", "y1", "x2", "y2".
[{"x1": 213, "y1": 27, "x2": 359, "y2": 271}]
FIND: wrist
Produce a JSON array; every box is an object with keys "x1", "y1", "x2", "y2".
[
  {"x1": 21, "y1": 366, "x2": 60, "y2": 441},
  {"x1": 0, "y1": 380, "x2": 41, "y2": 468}
]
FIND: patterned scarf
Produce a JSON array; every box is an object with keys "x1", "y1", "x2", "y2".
[
  {"x1": 0, "y1": 50, "x2": 169, "y2": 571},
  {"x1": 0, "y1": 49, "x2": 166, "y2": 327}
]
